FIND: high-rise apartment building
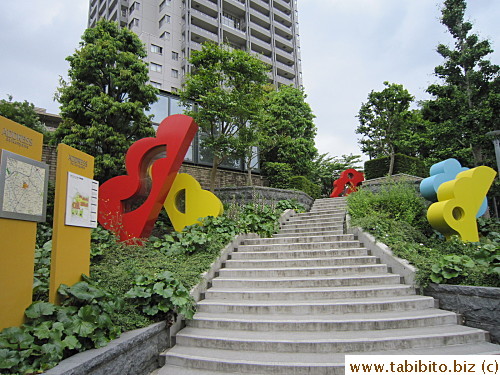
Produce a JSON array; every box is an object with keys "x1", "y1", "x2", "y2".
[{"x1": 88, "y1": 0, "x2": 302, "y2": 93}]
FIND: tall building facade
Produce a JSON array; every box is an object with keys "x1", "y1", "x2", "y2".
[{"x1": 88, "y1": 0, "x2": 302, "y2": 93}]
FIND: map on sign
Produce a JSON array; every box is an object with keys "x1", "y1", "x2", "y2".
[
  {"x1": 0, "y1": 149, "x2": 49, "y2": 222},
  {"x1": 65, "y1": 172, "x2": 99, "y2": 228}
]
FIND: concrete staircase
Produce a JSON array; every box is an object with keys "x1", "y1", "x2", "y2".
[{"x1": 155, "y1": 197, "x2": 500, "y2": 374}]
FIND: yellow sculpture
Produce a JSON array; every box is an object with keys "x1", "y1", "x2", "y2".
[
  {"x1": 164, "y1": 173, "x2": 224, "y2": 232},
  {"x1": 427, "y1": 166, "x2": 496, "y2": 242}
]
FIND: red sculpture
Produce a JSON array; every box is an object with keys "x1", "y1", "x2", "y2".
[
  {"x1": 98, "y1": 115, "x2": 198, "y2": 242},
  {"x1": 330, "y1": 169, "x2": 364, "y2": 198}
]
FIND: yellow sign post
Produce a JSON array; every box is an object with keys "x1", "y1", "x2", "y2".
[
  {"x1": 0, "y1": 116, "x2": 44, "y2": 330},
  {"x1": 49, "y1": 144, "x2": 95, "y2": 304}
]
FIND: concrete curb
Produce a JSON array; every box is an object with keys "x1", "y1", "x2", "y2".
[
  {"x1": 44, "y1": 209, "x2": 295, "y2": 375},
  {"x1": 345, "y1": 215, "x2": 417, "y2": 286}
]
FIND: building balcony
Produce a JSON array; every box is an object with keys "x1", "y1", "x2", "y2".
[
  {"x1": 274, "y1": 33, "x2": 293, "y2": 50},
  {"x1": 274, "y1": 0, "x2": 291, "y2": 11},
  {"x1": 274, "y1": 46, "x2": 294, "y2": 60},
  {"x1": 273, "y1": 20, "x2": 292, "y2": 36},
  {"x1": 191, "y1": 0, "x2": 218, "y2": 13},
  {"x1": 275, "y1": 73, "x2": 295, "y2": 86},
  {"x1": 273, "y1": 8, "x2": 292, "y2": 27},
  {"x1": 190, "y1": 24, "x2": 219, "y2": 43},
  {"x1": 249, "y1": 20, "x2": 271, "y2": 36},
  {"x1": 250, "y1": 36, "x2": 272, "y2": 55},
  {"x1": 191, "y1": 9, "x2": 218, "y2": 27},
  {"x1": 275, "y1": 60, "x2": 295, "y2": 74},
  {"x1": 223, "y1": 0, "x2": 246, "y2": 14},
  {"x1": 250, "y1": 8, "x2": 270, "y2": 25},
  {"x1": 255, "y1": 53, "x2": 273, "y2": 67},
  {"x1": 250, "y1": 0, "x2": 270, "y2": 13},
  {"x1": 222, "y1": 26, "x2": 247, "y2": 45}
]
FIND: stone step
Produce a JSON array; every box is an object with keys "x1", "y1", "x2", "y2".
[
  {"x1": 204, "y1": 284, "x2": 414, "y2": 301},
  {"x1": 274, "y1": 229, "x2": 345, "y2": 237},
  {"x1": 237, "y1": 240, "x2": 362, "y2": 252},
  {"x1": 211, "y1": 273, "x2": 402, "y2": 289},
  {"x1": 174, "y1": 325, "x2": 487, "y2": 353},
  {"x1": 285, "y1": 218, "x2": 344, "y2": 227},
  {"x1": 280, "y1": 222, "x2": 344, "y2": 231},
  {"x1": 159, "y1": 341, "x2": 500, "y2": 375},
  {"x1": 242, "y1": 234, "x2": 354, "y2": 245},
  {"x1": 225, "y1": 255, "x2": 377, "y2": 269},
  {"x1": 229, "y1": 248, "x2": 370, "y2": 260},
  {"x1": 218, "y1": 264, "x2": 388, "y2": 278},
  {"x1": 188, "y1": 308, "x2": 459, "y2": 331},
  {"x1": 287, "y1": 214, "x2": 345, "y2": 223},
  {"x1": 292, "y1": 212, "x2": 346, "y2": 220},
  {"x1": 196, "y1": 295, "x2": 436, "y2": 315},
  {"x1": 278, "y1": 225, "x2": 344, "y2": 234}
]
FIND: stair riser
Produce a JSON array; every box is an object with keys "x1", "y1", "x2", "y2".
[
  {"x1": 187, "y1": 314, "x2": 459, "y2": 332},
  {"x1": 176, "y1": 331, "x2": 486, "y2": 353},
  {"x1": 218, "y1": 264, "x2": 388, "y2": 278},
  {"x1": 196, "y1": 299, "x2": 435, "y2": 315},
  {"x1": 237, "y1": 241, "x2": 361, "y2": 251},
  {"x1": 243, "y1": 235, "x2": 354, "y2": 245},
  {"x1": 224, "y1": 256, "x2": 377, "y2": 269},
  {"x1": 287, "y1": 215, "x2": 345, "y2": 223},
  {"x1": 274, "y1": 230, "x2": 345, "y2": 237},
  {"x1": 278, "y1": 226, "x2": 344, "y2": 234},
  {"x1": 291, "y1": 213, "x2": 346, "y2": 221},
  {"x1": 211, "y1": 275, "x2": 402, "y2": 288},
  {"x1": 204, "y1": 287, "x2": 414, "y2": 301},
  {"x1": 281, "y1": 223, "x2": 344, "y2": 231},
  {"x1": 230, "y1": 248, "x2": 370, "y2": 260},
  {"x1": 164, "y1": 355, "x2": 344, "y2": 375}
]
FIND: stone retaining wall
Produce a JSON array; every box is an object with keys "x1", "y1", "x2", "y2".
[
  {"x1": 214, "y1": 186, "x2": 314, "y2": 210},
  {"x1": 424, "y1": 283, "x2": 500, "y2": 344}
]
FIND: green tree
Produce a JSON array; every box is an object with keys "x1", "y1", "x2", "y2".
[
  {"x1": 0, "y1": 95, "x2": 48, "y2": 138},
  {"x1": 356, "y1": 81, "x2": 414, "y2": 175},
  {"x1": 259, "y1": 85, "x2": 317, "y2": 178},
  {"x1": 310, "y1": 153, "x2": 362, "y2": 197},
  {"x1": 179, "y1": 43, "x2": 269, "y2": 191},
  {"x1": 54, "y1": 19, "x2": 158, "y2": 182},
  {"x1": 422, "y1": 0, "x2": 500, "y2": 167}
]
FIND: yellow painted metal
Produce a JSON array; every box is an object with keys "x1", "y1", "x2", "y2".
[
  {"x1": 164, "y1": 173, "x2": 223, "y2": 232},
  {"x1": 49, "y1": 144, "x2": 95, "y2": 304},
  {"x1": 427, "y1": 166, "x2": 497, "y2": 242},
  {"x1": 0, "y1": 115, "x2": 43, "y2": 330}
]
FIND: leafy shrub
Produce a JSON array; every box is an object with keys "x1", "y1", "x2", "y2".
[
  {"x1": 0, "y1": 279, "x2": 122, "y2": 374},
  {"x1": 33, "y1": 240, "x2": 52, "y2": 302},
  {"x1": 347, "y1": 184, "x2": 500, "y2": 287},
  {"x1": 263, "y1": 162, "x2": 293, "y2": 189},
  {"x1": 125, "y1": 271, "x2": 195, "y2": 322},
  {"x1": 364, "y1": 153, "x2": 427, "y2": 179},
  {"x1": 289, "y1": 176, "x2": 321, "y2": 199},
  {"x1": 276, "y1": 199, "x2": 305, "y2": 213}
]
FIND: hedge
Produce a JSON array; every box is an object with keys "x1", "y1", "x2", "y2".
[{"x1": 364, "y1": 154, "x2": 428, "y2": 180}]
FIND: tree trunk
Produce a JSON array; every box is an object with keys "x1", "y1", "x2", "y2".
[
  {"x1": 209, "y1": 155, "x2": 221, "y2": 192},
  {"x1": 388, "y1": 148, "x2": 395, "y2": 176},
  {"x1": 246, "y1": 157, "x2": 253, "y2": 186}
]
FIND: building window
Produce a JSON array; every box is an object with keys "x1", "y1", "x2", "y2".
[
  {"x1": 159, "y1": 14, "x2": 171, "y2": 28},
  {"x1": 171, "y1": 69, "x2": 179, "y2": 78},
  {"x1": 222, "y1": 12, "x2": 241, "y2": 30},
  {"x1": 128, "y1": 18, "x2": 139, "y2": 28},
  {"x1": 151, "y1": 44, "x2": 163, "y2": 54},
  {"x1": 129, "y1": 1, "x2": 140, "y2": 12},
  {"x1": 171, "y1": 51, "x2": 179, "y2": 61},
  {"x1": 160, "y1": 31, "x2": 171, "y2": 40},
  {"x1": 159, "y1": 0, "x2": 171, "y2": 11},
  {"x1": 171, "y1": 87, "x2": 178, "y2": 93},
  {"x1": 151, "y1": 81, "x2": 162, "y2": 88},
  {"x1": 150, "y1": 62, "x2": 162, "y2": 73}
]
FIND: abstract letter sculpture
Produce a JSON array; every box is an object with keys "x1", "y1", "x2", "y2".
[
  {"x1": 427, "y1": 166, "x2": 496, "y2": 242},
  {"x1": 330, "y1": 169, "x2": 364, "y2": 198},
  {"x1": 420, "y1": 158, "x2": 487, "y2": 217},
  {"x1": 98, "y1": 115, "x2": 198, "y2": 241},
  {"x1": 164, "y1": 173, "x2": 224, "y2": 232}
]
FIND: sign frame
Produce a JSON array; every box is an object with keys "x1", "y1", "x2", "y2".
[
  {"x1": 0, "y1": 149, "x2": 49, "y2": 222},
  {"x1": 64, "y1": 171, "x2": 99, "y2": 228}
]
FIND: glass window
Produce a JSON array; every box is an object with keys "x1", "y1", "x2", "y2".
[
  {"x1": 169, "y1": 97, "x2": 185, "y2": 115},
  {"x1": 171, "y1": 69, "x2": 179, "y2": 78},
  {"x1": 160, "y1": 31, "x2": 171, "y2": 40},
  {"x1": 129, "y1": 1, "x2": 140, "y2": 12},
  {"x1": 128, "y1": 18, "x2": 139, "y2": 28},
  {"x1": 150, "y1": 62, "x2": 162, "y2": 72},
  {"x1": 151, "y1": 44, "x2": 163, "y2": 54},
  {"x1": 159, "y1": 0, "x2": 166, "y2": 11},
  {"x1": 159, "y1": 14, "x2": 170, "y2": 28},
  {"x1": 147, "y1": 94, "x2": 168, "y2": 124},
  {"x1": 150, "y1": 81, "x2": 161, "y2": 88},
  {"x1": 172, "y1": 51, "x2": 179, "y2": 61}
]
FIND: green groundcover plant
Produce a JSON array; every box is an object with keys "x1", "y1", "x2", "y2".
[
  {"x1": 347, "y1": 182, "x2": 500, "y2": 288},
  {"x1": 0, "y1": 199, "x2": 304, "y2": 374}
]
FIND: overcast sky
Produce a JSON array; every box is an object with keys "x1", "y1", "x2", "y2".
[{"x1": 1, "y1": 1, "x2": 499, "y2": 161}]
